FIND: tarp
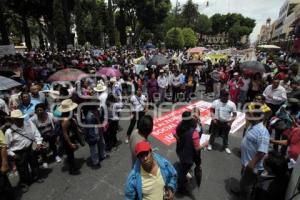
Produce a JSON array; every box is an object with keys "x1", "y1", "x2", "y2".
[{"x1": 151, "y1": 100, "x2": 246, "y2": 146}]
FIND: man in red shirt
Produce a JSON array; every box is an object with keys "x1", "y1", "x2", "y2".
[{"x1": 270, "y1": 127, "x2": 300, "y2": 161}]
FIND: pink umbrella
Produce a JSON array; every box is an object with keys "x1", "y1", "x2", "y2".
[
  {"x1": 188, "y1": 47, "x2": 208, "y2": 54},
  {"x1": 48, "y1": 68, "x2": 89, "y2": 81},
  {"x1": 97, "y1": 67, "x2": 122, "y2": 77}
]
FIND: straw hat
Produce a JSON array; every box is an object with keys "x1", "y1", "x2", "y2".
[
  {"x1": 10, "y1": 110, "x2": 25, "y2": 119},
  {"x1": 49, "y1": 90, "x2": 60, "y2": 99},
  {"x1": 93, "y1": 82, "x2": 107, "y2": 92},
  {"x1": 57, "y1": 99, "x2": 78, "y2": 113},
  {"x1": 159, "y1": 69, "x2": 164, "y2": 73},
  {"x1": 110, "y1": 77, "x2": 117, "y2": 83}
]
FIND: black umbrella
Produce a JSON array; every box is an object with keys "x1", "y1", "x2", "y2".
[
  {"x1": 148, "y1": 55, "x2": 169, "y2": 66},
  {"x1": 194, "y1": 166, "x2": 202, "y2": 189},
  {"x1": 240, "y1": 61, "x2": 265, "y2": 73}
]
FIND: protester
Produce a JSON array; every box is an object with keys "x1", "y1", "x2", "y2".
[
  {"x1": 129, "y1": 115, "x2": 153, "y2": 166},
  {"x1": 125, "y1": 141, "x2": 177, "y2": 200},
  {"x1": 5, "y1": 110, "x2": 43, "y2": 192},
  {"x1": 157, "y1": 69, "x2": 168, "y2": 105},
  {"x1": 84, "y1": 103, "x2": 108, "y2": 169},
  {"x1": 175, "y1": 111, "x2": 208, "y2": 194},
  {"x1": 0, "y1": 125, "x2": 15, "y2": 199},
  {"x1": 147, "y1": 73, "x2": 158, "y2": 105},
  {"x1": 263, "y1": 79, "x2": 287, "y2": 115},
  {"x1": 238, "y1": 105, "x2": 270, "y2": 200},
  {"x1": 208, "y1": 90, "x2": 237, "y2": 154},
  {"x1": 126, "y1": 88, "x2": 147, "y2": 143},
  {"x1": 19, "y1": 91, "x2": 40, "y2": 120},
  {"x1": 252, "y1": 151, "x2": 289, "y2": 200},
  {"x1": 211, "y1": 64, "x2": 222, "y2": 98},
  {"x1": 57, "y1": 99, "x2": 81, "y2": 175},
  {"x1": 30, "y1": 103, "x2": 61, "y2": 169}
]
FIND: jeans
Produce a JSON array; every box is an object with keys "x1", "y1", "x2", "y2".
[
  {"x1": 185, "y1": 86, "x2": 193, "y2": 101},
  {"x1": 209, "y1": 120, "x2": 231, "y2": 148},
  {"x1": 126, "y1": 111, "x2": 145, "y2": 137},
  {"x1": 238, "y1": 90, "x2": 248, "y2": 105},
  {"x1": 14, "y1": 146, "x2": 39, "y2": 185},
  {"x1": 89, "y1": 132, "x2": 106, "y2": 165},
  {"x1": 213, "y1": 82, "x2": 220, "y2": 98}
]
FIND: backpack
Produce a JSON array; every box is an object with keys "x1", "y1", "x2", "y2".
[{"x1": 70, "y1": 117, "x2": 86, "y2": 147}]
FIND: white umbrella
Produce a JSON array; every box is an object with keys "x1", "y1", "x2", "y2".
[
  {"x1": 0, "y1": 76, "x2": 22, "y2": 90},
  {"x1": 257, "y1": 44, "x2": 281, "y2": 49}
]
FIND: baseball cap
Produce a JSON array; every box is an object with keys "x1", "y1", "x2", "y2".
[{"x1": 135, "y1": 141, "x2": 152, "y2": 156}]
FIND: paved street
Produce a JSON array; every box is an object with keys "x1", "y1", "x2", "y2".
[{"x1": 20, "y1": 90, "x2": 243, "y2": 200}]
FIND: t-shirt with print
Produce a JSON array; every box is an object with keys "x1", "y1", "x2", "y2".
[{"x1": 212, "y1": 99, "x2": 237, "y2": 122}]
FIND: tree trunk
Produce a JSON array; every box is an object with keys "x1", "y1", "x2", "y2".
[
  {"x1": 0, "y1": 8, "x2": 10, "y2": 45},
  {"x1": 62, "y1": 0, "x2": 72, "y2": 45},
  {"x1": 38, "y1": 30, "x2": 45, "y2": 50},
  {"x1": 119, "y1": 7, "x2": 126, "y2": 46},
  {"x1": 22, "y1": 14, "x2": 32, "y2": 50}
]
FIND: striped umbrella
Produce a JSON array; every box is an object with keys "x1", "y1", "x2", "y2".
[{"x1": 0, "y1": 76, "x2": 22, "y2": 90}]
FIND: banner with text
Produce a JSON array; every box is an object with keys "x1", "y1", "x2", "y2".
[{"x1": 151, "y1": 100, "x2": 245, "y2": 146}]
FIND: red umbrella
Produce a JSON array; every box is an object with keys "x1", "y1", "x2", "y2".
[
  {"x1": 97, "y1": 67, "x2": 122, "y2": 77},
  {"x1": 48, "y1": 68, "x2": 88, "y2": 81}
]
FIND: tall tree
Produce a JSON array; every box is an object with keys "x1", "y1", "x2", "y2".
[
  {"x1": 182, "y1": 27, "x2": 197, "y2": 47},
  {"x1": 53, "y1": 0, "x2": 67, "y2": 50},
  {"x1": 107, "y1": 0, "x2": 115, "y2": 46},
  {"x1": 0, "y1": 2, "x2": 10, "y2": 45},
  {"x1": 181, "y1": 0, "x2": 199, "y2": 29}
]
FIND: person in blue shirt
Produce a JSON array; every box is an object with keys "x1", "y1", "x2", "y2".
[
  {"x1": 19, "y1": 91, "x2": 40, "y2": 120},
  {"x1": 239, "y1": 104, "x2": 270, "y2": 200},
  {"x1": 125, "y1": 141, "x2": 177, "y2": 200}
]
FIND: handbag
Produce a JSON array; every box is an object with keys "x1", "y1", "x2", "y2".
[{"x1": 70, "y1": 118, "x2": 86, "y2": 147}]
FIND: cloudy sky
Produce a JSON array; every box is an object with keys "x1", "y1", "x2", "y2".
[{"x1": 170, "y1": 0, "x2": 283, "y2": 42}]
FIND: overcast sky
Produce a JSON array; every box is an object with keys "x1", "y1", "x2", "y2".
[{"x1": 170, "y1": 0, "x2": 283, "y2": 42}]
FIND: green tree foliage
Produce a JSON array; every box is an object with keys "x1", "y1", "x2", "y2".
[
  {"x1": 165, "y1": 27, "x2": 184, "y2": 49},
  {"x1": 182, "y1": 27, "x2": 197, "y2": 47},
  {"x1": 133, "y1": 0, "x2": 171, "y2": 30},
  {"x1": 195, "y1": 14, "x2": 212, "y2": 34},
  {"x1": 180, "y1": 0, "x2": 199, "y2": 29}
]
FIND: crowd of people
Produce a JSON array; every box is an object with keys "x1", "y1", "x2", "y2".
[{"x1": 0, "y1": 47, "x2": 299, "y2": 200}]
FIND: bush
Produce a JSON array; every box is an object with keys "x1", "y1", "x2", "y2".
[{"x1": 182, "y1": 28, "x2": 197, "y2": 48}]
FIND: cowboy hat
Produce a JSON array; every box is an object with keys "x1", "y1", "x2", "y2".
[
  {"x1": 93, "y1": 82, "x2": 107, "y2": 92},
  {"x1": 57, "y1": 99, "x2": 78, "y2": 113},
  {"x1": 10, "y1": 110, "x2": 25, "y2": 119},
  {"x1": 110, "y1": 77, "x2": 117, "y2": 82},
  {"x1": 49, "y1": 90, "x2": 60, "y2": 99}
]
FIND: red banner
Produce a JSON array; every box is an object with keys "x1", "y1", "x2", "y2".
[{"x1": 151, "y1": 101, "x2": 245, "y2": 146}]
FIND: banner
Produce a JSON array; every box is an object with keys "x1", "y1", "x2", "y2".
[{"x1": 151, "y1": 101, "x2": 246, "y2": 146}]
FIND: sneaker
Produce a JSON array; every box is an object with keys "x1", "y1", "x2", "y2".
[
  {"x1": 186, "y1": 172, "x2": 192, "y2": 179},
  {"x1": 125, "y1": 139, "x2": 129, "y2": 144},
  {"x1": 225, "y1": 148, "x2": 231, "y2": 154},
  {"x1": 42, "y1": 162, "x2": 48, "y2": 169},
  {"x1": 55, "y1": 156, "x2": 62, "y2": 163},
  {"x1": 207, "y1": 145, "x2": 212, "y2": 151}
]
